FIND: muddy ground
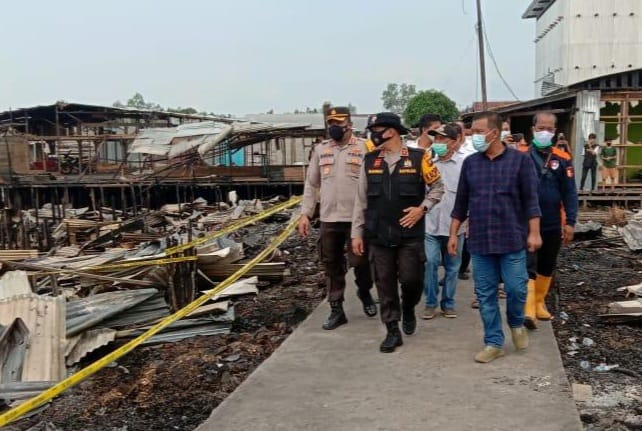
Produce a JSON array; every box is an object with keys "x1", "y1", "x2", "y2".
[
  {"x1": 8, "y1": 228, "x2": 325, "y2": 431},
  {"x1": 553, "y1": 243, "x2": 642, "y2": 430}
]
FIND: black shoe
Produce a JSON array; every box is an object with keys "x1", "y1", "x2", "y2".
[
  {"x1": 322, "y1": 301, "x2": 347, "y2": 330},
  {"x1": 380, "y1": 322, "x2": 403, "y2": 353},
  {"x1": 402, "y1": 307, "x2": 416, "y2": 335},
  {"x1": 357, "y1": 290, "x2": 377, "y2": 317},
  {"x1": 458, "y1": 273, "x2": 469, "y2": 280}
]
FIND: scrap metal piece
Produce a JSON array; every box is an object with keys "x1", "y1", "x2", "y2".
[
  {"x1": 0, "y1": 271, "x2": 32, "y2": 300},
  {"x1": 0, "y1": 318, "x2": 30, "y2": 384},
  {"x1": 66, "y1": 288, "x2": 158, "y2": 336},
  {"x1": 0, "y1": 295, "x2": 66, "y2": 382},
  {"x1": 65, "y1": 328, "x2": 117, "y2": 366}
]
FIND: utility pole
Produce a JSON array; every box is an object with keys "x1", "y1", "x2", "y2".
[{"x1": 476, "y1": 0, "x2": 488, "y2": 111}]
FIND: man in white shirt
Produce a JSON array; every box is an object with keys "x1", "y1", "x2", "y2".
[{"x1": 422, "y1": 123, "x2": 470, "y2": 319}]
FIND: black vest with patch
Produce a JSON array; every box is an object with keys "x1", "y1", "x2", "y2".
[{"x1": 364, "y1": 148, "x2": 425, "y2": 247}]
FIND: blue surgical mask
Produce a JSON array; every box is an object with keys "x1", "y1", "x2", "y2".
[
  {"x1": 533, "y1": 131, "x2": 554, "y2": 149},
  {"x1": 431, "y1": 143, "x2": 448, "y2": 157},
  {"x1": 472, "y1": 134, "x2": 490, "y2": 152}
]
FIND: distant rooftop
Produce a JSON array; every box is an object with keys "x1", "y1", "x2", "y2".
[
  {"x1": 522, "y1": 0, "x2": 556, "y2": 19},
  {"x1": 244, "y1": 113, "x2": 372, "y2": 132}
]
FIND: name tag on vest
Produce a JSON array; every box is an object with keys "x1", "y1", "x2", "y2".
[{"x1": 399, "y1": 168, "x2": 417, "y2": 174}]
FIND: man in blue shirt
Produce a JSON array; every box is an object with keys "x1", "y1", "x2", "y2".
[{"x1": 449, "y1": 111, "x2": 543, "y2": 364}]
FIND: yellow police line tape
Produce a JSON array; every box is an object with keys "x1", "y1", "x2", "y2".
[
  {"x1": 165, "y1": 195, "x2": 302, "y2": 256},
  {"x1": 0, "y1": 213, "x2": 302, "y2": 426}
]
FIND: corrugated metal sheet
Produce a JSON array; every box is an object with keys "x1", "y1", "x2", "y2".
[
  {"x1": 0, "y1": 294, "x2": 66, "y2": 382},
  {"x1": 130, "y1": 120, "x2": 307, "y2": 158},
  {"x1": 0, "y1": 381, "x2": 55, "y2": 402},
  {"x1": 129, "y1": 128, "x2": 176, "y2": 155},
  {"x1": 116, "y1": 310, "x2": 234, "y2": 345},
  {"x1": 0, "y1": 318, "x2": 29, "y2": 384},
  {"x1": 97, "y1": 293, "x2": 170, "y2": 329},
  {"x1": 66, "y1": 288, "x2": 158, "y2": 336},
  {"x1": 0, "y1": 271, "x2": 32, "y2": 300},
  {"x1": 65, "y1": 328, "x2": 116, "y2": 366}
]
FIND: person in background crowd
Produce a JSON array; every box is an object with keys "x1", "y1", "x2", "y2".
[
  {"x1": 500, "y1": 121, "x2": 518, "y2": 149},
  {"x1": 580, "y1": 133, "x2": 599, "y2": 191},
  {"x1": 449, "y1": 111, "x2": 542, "y2": 363},
  {"x1": 422, "y1": 123, "x2": 469, "y2": 320},
  {"x1": 352, "y1": 112, "x2": 444, "y2": 353},
  {"x1": 556, "y1": 133, "x2": 572, "y2": 158},
  {"x1": 458, "y1": 120, "x2": 476, "y2": 156},
  {"x1": 415, "y1": 114, "x2": 442, "y2": 151},
  {"x1": 299, "y1": 107, "x2": 377, "y2": 331},
  {"x1": 523, "y1": 112, "x2": 578, "y2": 330},
  {"x1": 600, "y1": 138, "x2": 618, "y2": 190}
]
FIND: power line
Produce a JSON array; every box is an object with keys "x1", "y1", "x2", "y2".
[{"x1": 480, "y1": 16, "x2": 521, "y2": 101}]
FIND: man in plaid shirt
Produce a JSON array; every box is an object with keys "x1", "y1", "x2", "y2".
[{"x1": 448, "y1": 111, "x2": 542, "y2": 364}]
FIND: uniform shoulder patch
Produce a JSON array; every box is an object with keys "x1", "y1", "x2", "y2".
[{"x1": 565, "y1": 166, "x2": 575, "y2": 178}]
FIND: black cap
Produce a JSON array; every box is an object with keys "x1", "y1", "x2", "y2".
[
  {"x1": 367, "y1": 112, "x2": 409, "y2": 135},
  {"x1": 326, "y1": 107, "x2": 351, "y2": 121},
  {"x1": 428, "y1": 124, "x2": 458, "y2": 140},
  {"x1": 417, "y1": 113, "x2": 442, "y2": 129}
]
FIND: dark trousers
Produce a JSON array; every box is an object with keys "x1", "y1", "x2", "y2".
[
  {"x1": 580, "y1": 165, "x2": 597, "y2": 190},
  {"x1": 459, "y1": 237, "x2": 471, "y2": 275},
  {"x1": 369, "y1": 241, "x2": 425, "y2": 323},
  {"x1": 319, "y1": 222, "x2": 372, "y2": 302},
  {"x1": 527, "y1": 231, "x2": 562, "y2": 279}
]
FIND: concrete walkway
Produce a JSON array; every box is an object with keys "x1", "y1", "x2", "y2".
[{"x1": 197, "y1": 274, "x2": 582, "y2": 431}]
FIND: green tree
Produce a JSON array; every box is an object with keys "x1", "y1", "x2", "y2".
[
  {"x1": 403, "y1": 90, "x2": 459, "y2": 126},
  {"x1": 381, "y1": 83, "x2": 417, "y2": 114}
]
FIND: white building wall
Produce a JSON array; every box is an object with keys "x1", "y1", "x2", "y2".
[
  {"x1": 534, "y1": 0, "x2": 642, "y2": 95},
  {"x1": 534, "y1": 0, "x2": 569, "y2": 96}
]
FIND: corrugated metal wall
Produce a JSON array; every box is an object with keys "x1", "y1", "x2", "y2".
[{"x1": 535, "y1": 0, "x2": 642, "y2": 95}]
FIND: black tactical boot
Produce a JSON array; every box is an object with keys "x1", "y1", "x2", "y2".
[
  {"x1": 380, "y1": 321, "x2": 403, "y2": 353},
  {"x1": 322, "y1": 301, "x2": 347, "y2": 330},
  {"x1": 402, "y1": 305, "x2": 417, "y2": 335},
  {"x1": 357, "y1": 290, "x2": 377, "y2": 317}
]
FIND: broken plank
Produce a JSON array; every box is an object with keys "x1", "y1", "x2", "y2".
[{"x1": 1, "y1": 261, "x2": 157, "y2": 287}]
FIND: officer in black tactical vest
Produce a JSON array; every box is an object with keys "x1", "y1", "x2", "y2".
[{"x1": 352, "y1": 112, "x2": 444, "y2": 353}]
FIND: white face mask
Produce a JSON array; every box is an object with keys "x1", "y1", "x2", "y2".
[
  {"x1": 533, "y1": 130, "x2": 555, "y2": 148},
  {"x1": 500, "y1": 131, "x2": 511, "y2": 141},
  {"x1": 465, "y1": 136, "x2": 473, "y2": 145}
]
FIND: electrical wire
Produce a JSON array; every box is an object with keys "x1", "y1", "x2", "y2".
[{"x1": 480, "y1": 16, "x2": 521, "y2": 101}]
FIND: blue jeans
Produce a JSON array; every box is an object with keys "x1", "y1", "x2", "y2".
[
  {"x1": 424, "y1": 234, "x2": 463, "y2": 310},
  {"x1": 471, "y1": 250, "x2": 528, "y2": 348}
]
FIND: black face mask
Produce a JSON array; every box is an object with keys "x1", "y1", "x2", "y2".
[
  {"x1": 370, "y1": 128, "x2": 392, "y2": 146},
  {"x1": 328, "y1": 125, "x2": 346, "y2": 141}
]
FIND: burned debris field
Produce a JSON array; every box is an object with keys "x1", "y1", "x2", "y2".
[
  {"x1": 552, "y1": 227, "x2": 642, "y2": 430},
  {"x1": 6, "y1": 225, "x2": 325, "y2": 431}
]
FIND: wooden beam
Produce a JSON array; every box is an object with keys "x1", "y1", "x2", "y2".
[{"x1": 2, "y1": 260, "x2": 157, "y2": 287}]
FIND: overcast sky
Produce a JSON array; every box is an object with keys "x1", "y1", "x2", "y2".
[{"x1": 0, "y1": 0, "x2": 536, "y2": 115}]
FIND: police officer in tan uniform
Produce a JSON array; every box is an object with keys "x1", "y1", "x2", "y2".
[{"x1": 299, "y1": 107, "x2": 377, "y2": 330}]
